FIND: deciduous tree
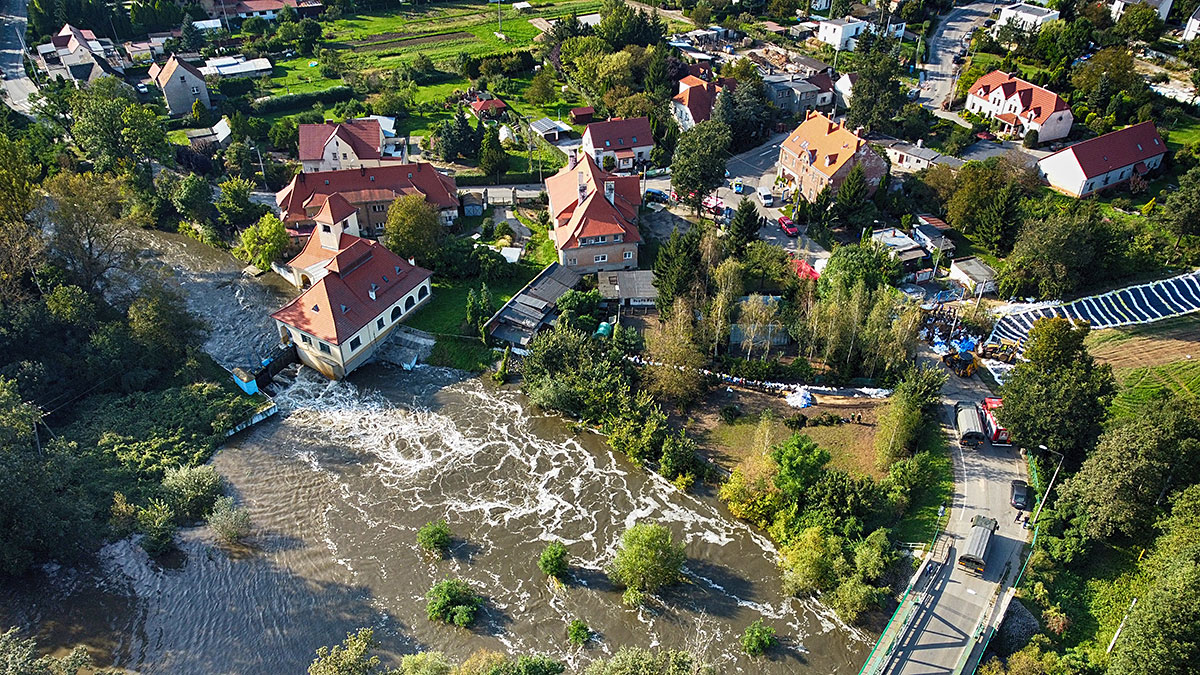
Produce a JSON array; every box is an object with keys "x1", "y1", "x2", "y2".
[
  {"x1": 384, "y1": 193, "x2": 443, "y2": 266},
  {"x1": 670, "y1": 120, "x2": 730, "y2": 214},
  {"x1": 606, "y1": 522, "x2": 686, "y2": 605}
]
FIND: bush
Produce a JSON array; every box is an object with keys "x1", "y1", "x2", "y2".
[
  {"x1": 110, "y1": 492, "x2": 138, "y2": 537},
  {"x1": 539, "y1": 541, "x2": 569, "y2": 580},
  {"x1": 251, "y1": 86, "x2": 353, "y2": 114},
  {"x1": 161, "y1": 464, "x2": 224, "y2": 523},
  {"x1": 207, "y1": 496, "x2": 251, "y2": 543},
  {"x1": 784, "y1": 413, "x2": 808, "y2": 430},
  {"x1": 494, "y1": 221, "x2": 513, "y2": 239},
  {"x1": 607, "y1": 523, "x2": 686, "y2": 605},
  {"x1": 719, "y1": 404, "x2": 742, "y2": 424},
  {"x1": 740, "y1": 619, "x2": 776, "y2": 657},
  {"x1": 567, "y1": 618, "x2": 590, "y2": 646},
  {"x1": 417, "y1": 519, "x2": 452, "y2": 555},
  {"x1": 137, "y1": 499, "x2": 177, "y2": 555},
  {"x1": 426, "y1": 579, "x2": 482, "y2": 627},
  {"x1": 480, "y1": 216, "x2": 495, "y2": 239}
]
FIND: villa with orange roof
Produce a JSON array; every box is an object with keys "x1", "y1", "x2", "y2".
[
  {"x1": 275, "y1": 162, "x2": 460, "y2": 239},
  {"x1": 964, "y1": 71, "x2": 1072, "y2": 143},
  {"x1": 672, "y1": 76, "x2": 722, "y2": 130},
  {"x1": 776, "y1": 111, "x2": 888, "y2": 203},
  {"x1": 545, "y1": 153, "x2": 642, "y2": 273},
  {"x1": 270, "y1": 193, "x2": 433, "y2": 379}
]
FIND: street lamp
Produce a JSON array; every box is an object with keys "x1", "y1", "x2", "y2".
[{"x1": 1028, "y1": 444, "x2": 1064, "y2": 529}]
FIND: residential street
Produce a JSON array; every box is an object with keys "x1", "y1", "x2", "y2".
[
  {"x1": 885, "y1": 348, "x2": 1030, "y2": 674},
  {"x1": 916, "y1": 0, "x2": 998, "y2": 127},
  {"x1": 0, "y1": 0, "x2": 35, "y2": 114}
]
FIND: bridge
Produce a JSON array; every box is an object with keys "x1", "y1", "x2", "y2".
[{"x1": 859, "y1": 351, "x2": 1030, "y2": 675}]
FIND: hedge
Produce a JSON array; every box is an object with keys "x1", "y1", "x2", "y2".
[{"x1": 251, "y1": 85, "x2": 354, "y2": 113}]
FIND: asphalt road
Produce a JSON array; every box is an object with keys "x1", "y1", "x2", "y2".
[
  {"x1": 0, "y1": 0, "x2": 35, "y2": 113},
  {"x1": 886, "y1": 348, "x2": 1029, "y2": 675},
  {"x1": 916, "y1": 0, "x2": 998, "y2": 127}
]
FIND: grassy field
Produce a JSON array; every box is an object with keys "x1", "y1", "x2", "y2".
[
  {"x1": 1086, "y1": 313, "x2": 1200, "y2": 417},
  {"x1": 405, "y1": 260, "x2": 542, "y2": 335},
  {"x1": 269, "y1": 56, "x2": 343, "y2": 94},
  {"x1": 892, "y1": 431, "x2": 954, "y2": 544},
  {"x1": 426, "y1": 335, "x2": 499, "y2": 371}
]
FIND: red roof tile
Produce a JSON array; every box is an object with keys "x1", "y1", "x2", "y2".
[
  {"x1": 276, "y1": 163, "x2": 458, "y2": 223},
  {"x1": 272, "y1": 235, "x2": 432, "y2": 344},
  {"x1": 967, "y1": 70, "x2": 1069, "y2": 125},
  {"x1": 545, "y1": 154, "x2": 641, "y2": 250},
  {"x1": 583, "y1": 117, "x2": 653, "y2": 150},
  {"x1": 315, "y1": 192, "x2": 358, "y2": 225},
  {"x1": 298, "y1": 120, "x2": 382, "y2": 162}
]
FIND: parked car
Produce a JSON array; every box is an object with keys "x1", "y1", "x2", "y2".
[
  {"x1": 779, "y1": 216, "x2": 798, "y2": 237},
  {"x1": 136, "y1": 83, "x2": 148, "y2": 94},
  {"x1": 733, "y1": 178, "x2": 745, "y2": 194},
  {"x1": 1010, "y1": 480, "x2": 1030, "y2": 509},
  {"x1": 644, "y1": 188, "x2": 670, "y2": 203},
  {"x1": 757, "y1": 186, "x2": 774, "y2": 207},
  {"x1": 983, "y1": 18, "x2": 995, "y2": 26}
]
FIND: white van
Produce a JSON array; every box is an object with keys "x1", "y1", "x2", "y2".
[{"x1": 757, "y1": 186, "x2": 774, "y2": 206}]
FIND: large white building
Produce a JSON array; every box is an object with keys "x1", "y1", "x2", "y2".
[
  {"x1": 964, "y1": 70, "x2": 1072, "y2": 142},
  {"x1": 816, "y1": 17, "x2": 868, "y2": 49},
  {"x1": 298, "y1": 119, "x2": 388, "y2": 173},
  {"x1": 1109, "y1": 0, "x2": 1172, "y2": 21},
  {"x1": 271, "y1": 194, "x2": 433, "y2": 380},
  {"x1": 1184, "y1": 5, "x2": 1200, "y2": 41},
  {"x1": 1037, "y1": 122, "x2": 1166, "y2": 198},
  {"x1": 993, "y1": 3, "x2": 1060, "y2": 34}
]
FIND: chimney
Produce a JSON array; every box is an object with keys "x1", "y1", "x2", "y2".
[
  {"x1": 408, "y1": 257, "x2": 416, "y2": 266},
  {"x1": 568, "y1": 148, "x2": 578, "y2": 170},
  {"x1": 578, "y1": 169, "x2": 588, "y2": 203},
  {"x1": 854, "y1": 126, "x2": 865, "y2": 137},
  {"x1": 828, "y1": 120, "x2": 838, "y2": 135},
  {"x1": 604, "y1": 180, "x2": 615, "y2": 205},
  {"x1": 916, "y1": 138, "x2": 923, "y2": 148}
]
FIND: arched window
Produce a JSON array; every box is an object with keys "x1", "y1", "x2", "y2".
[
  {"x1": 391, "y1": 306, "x2": 402, "y2": 322},
  {"x1": 418, "y1": 284, "x2": 428, "y2": 300},
  {"x1": 405, "y1": 296, "x2": 415, "y2": 311}
]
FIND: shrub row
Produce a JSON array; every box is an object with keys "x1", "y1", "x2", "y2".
[{"x1": 251, "y1": 86, "x2": 354, "y2": 114}]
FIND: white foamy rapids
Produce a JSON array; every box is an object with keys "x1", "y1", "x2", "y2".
[{"x1": 268, "y1": 367, "x2": 870, "y2": 666}]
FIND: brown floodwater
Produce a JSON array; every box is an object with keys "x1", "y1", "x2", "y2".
[{"x1": 0, "y1": 232, "x2": 872, "y2": 673}]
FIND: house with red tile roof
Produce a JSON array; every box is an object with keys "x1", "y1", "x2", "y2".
[
  {"x1": 468, "y1": 94, "x2": 508, "y2": 120},
  {"x1": 1036, "y1": 122, "x2": 1166, "y2": 198},
  {"x1": 271, "y1": 196, "x2": 433, "y2": 379},
  {"x1": 299, "y1": 119, "x2": 387, "y2": 172},
  {"x1": 964, "y1": 70, "x2": 1072, "y2": 142},
  {"x1": 545, "y1": 153, "x2": 642, "y2": 273},
  {"x1": 580, "y1": 117, "x2": 654, "y2": 172},
  {"x1": 777, "y1": 111, "x2": 888, "y2": 203},
  {"x1": 672, "y1": 76, "x2": 723, "y2": 130},
  {"x1": 275, "y1": 162, "x2": 460, "y2": 239}
]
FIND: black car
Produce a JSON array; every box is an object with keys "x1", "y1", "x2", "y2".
[
  {"x1": 1010, "y1": 480, "x2": 1030, "y2": 509},
  {"x1": 984, "y1": 18, "x2": 996, "y2": 27}
]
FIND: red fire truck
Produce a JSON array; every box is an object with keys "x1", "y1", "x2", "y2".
[{"x1": 980, "y1": 398, "x2": 1011, "y2": 446}]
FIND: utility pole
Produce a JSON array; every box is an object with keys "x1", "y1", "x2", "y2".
[{"x1": 1029, "y1": 444, "x2": 1064, "y2": 528}]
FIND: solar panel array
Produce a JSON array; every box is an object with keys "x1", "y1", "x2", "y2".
[{"x1": 989, "y1": 271, "x2": 1200, "y2": 347}]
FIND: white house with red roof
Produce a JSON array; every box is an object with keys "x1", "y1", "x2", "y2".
[
  {"x1": 299, "y1": 119, "x2": 387, "y2": 172},
  {"x1": 580, "y1": 117, "x2": 654, "y2": 172},
  {"x1": 545, "y1": 153, "x2": 642, "y2": 273},
  {"x1": 672, "y1": 76, "x2": 722, "y2": 130},
  {"x1": 964, "y1": 71, "x2": 1072, "y2": 142},
  {"x1": 275, "y1": 162, "x2": 460, "y2": 239},
  {"x1": 271, "y1": 194, "x2": 433, "y2": 379},
  {"x1": 1036, "y1": 122, "x2": 1166, "y2": 198}
]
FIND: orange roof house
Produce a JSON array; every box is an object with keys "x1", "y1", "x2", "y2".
[
  {"x1": 964, "y1": 70, "x2": 1072, "y2": 143},
  {"x1": 298, "y1": 119, "x2": 386, "y2": 172},
  {"x1": 544, "y1": 153, "x2": 642, "y2": 273},
  {"x1": 270, "y1": 194, "x2": 433, "y2": 380},
  {"x1": 672, "y1": 76, "x2": 723, "y2": 130},
  {"x1": 776, "y1": 111, "x2": 888, "y2": 202}
]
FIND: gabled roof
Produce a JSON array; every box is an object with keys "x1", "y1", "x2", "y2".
[
  {"x1": 545, "y1": 155, "x2": 642, "y2": 250},
  {"x1": 967, "y1": 70, "x2": 1068, "y2": 124},
  {"x1": 469, "y1": 97, "x2": 508, "y2": 113},
  {"x1": 276, "y1": 163, "x2": 459, "y2": 223},
  {"x1": 150, "y1": 55, "x2": 205, "y2": 88},
  {"x1": 298, "y1": 119, "x2": 382, "y2": 162},
  {"x1": 673, "y1": 79, "x2": 722, "y2": 123},
  {"x1": 806, "y1": 72, "x2": 835, "y2": 93},
  {"x1": 583, "y1": 117, "x2": 653, "y2": 150},
  {"x1": 315, "y1": 193, "x2": 358, "y2": 225},
  {"x1": 272, "y1": 235, "x2": 433, "y2": 344},
  {"x1": 779, "y1": 111, "x2": 868, "y2": 179},
  {"x1": 1040, "y1": 122, "x2": 1165, "y2": 179}
]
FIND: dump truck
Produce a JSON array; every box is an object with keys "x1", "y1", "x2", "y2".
[{"x1": 958, "y1": 514, "x2": 999, "y2": 576}]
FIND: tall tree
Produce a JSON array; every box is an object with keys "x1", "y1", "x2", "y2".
[
  {"x1": 670, "y1": 120, "x2": 731, "y2": 214},
  {"x1": 644, "y1": 297, "x2": 706, "y2": 407},
  {"x1": 845, "y1": 34, "x2": 905, "y2": 133},
  {"x1": 384, "y1": 193, "x2": 443, "y2": 266},
  {"x1": 1159, "y1": 164, "x2": 1200, "y2": 259},
  {"x1": 651, "y1": 227, "x2": 700, "y2": 313},
  {"x1": 478, "y1": 126, "x2": 509, "y2": 181},
  {"x1": 234, "y1": 213, "x2": 290, "y2": 270},
  {"x1": 726, "y1": 197, "x2": 760, "y2": 255},
  {"x1": 0, "y1": 137, "x2": 42, "y2": 303},
  {"x1": 40, "y1": 172, "x2": 136, "y2": 294},
  {"x1": 996, "y1": 318, "x2": 1116, "y2": 468},
  {"x1": 707, "y1": 258, "x2": 743, "y2": 355},
  {"x1": 817, "y1": 242, "x2": 897, "y2": 297}
]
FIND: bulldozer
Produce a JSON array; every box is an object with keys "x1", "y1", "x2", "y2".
[
  {"x1": 942, "y1": 349, "x2": 979, "y2": 378},
  {"x1": 980, "y1": 338, "x2": 1019, "y2": 364}
]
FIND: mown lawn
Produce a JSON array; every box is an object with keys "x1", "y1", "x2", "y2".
[
  {"x1": 404, "y1": 261, "x2": 542, "y2": 335},
  {"x1": 268, "y1": 57, "x2": 342, "y2": 94},
  {"x1": 1109, "y1": 359, "x2": 1200, "y2": 418}
]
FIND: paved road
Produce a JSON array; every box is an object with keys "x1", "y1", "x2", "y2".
[
  {"x1": 884, "y1": 349, "x2": 1029, "y2": 674},
  {"x1": 916, "y1": 0, "x2": 998, "y2": 128},
  {"x1": 0, "y1": 0, "x2": 35, "y2": 114}
]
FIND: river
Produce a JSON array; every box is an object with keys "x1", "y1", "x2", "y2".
[{"x1": 0, "y1": 232, "x2": 871, "y2": 673}]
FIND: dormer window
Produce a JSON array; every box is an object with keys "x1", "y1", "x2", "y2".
[
  {"x1": 632, "y1": 136, "x2": 638, "y2": 142},
  {"x1": 312, "y1": 304, "x2": 320, "y2": 312},
  {"x1": 382, "y1": 275, "x2": 389, "y2": 282},
  {"x1": 340, "y1": 304, "x2": 348, "y2": 313},
  {"x1": 408, "y1": 173, "x2": 412, "y2": 178},
  {"x1": 324, "y1": 180, "x2": 330, "y2": 185},
  {"x1": 322, "y1": 225, "x2": 331, "y2": 232},
  {"x1": 605, "y1": 140, "x2": 610, "y2": 147}
]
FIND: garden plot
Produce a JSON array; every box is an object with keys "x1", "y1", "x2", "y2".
[{"x1": 989, "y1": 271, "x2": 1200, "y2": 347}]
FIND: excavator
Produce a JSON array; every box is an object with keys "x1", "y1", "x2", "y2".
[
  {"x1": 942, "y1": 348, "x2": 979, "y2": 378},
  {"x1": 980, "y1": 338, "x2": 1020, "y2": 364}
]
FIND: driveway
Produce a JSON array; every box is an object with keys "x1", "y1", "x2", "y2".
[
  {"x1": 0, "y1": 0, "x2": 36, "y2": 114},
  {"x1": 916, "y1": 0, "x2": 998, "y2": 128},
  {"x1": 958, "y1": 139, "x2": 1051, "y2": 166},
  {"x1": 886, "y1": 347, "x2": 1030, "y2": 674}
]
